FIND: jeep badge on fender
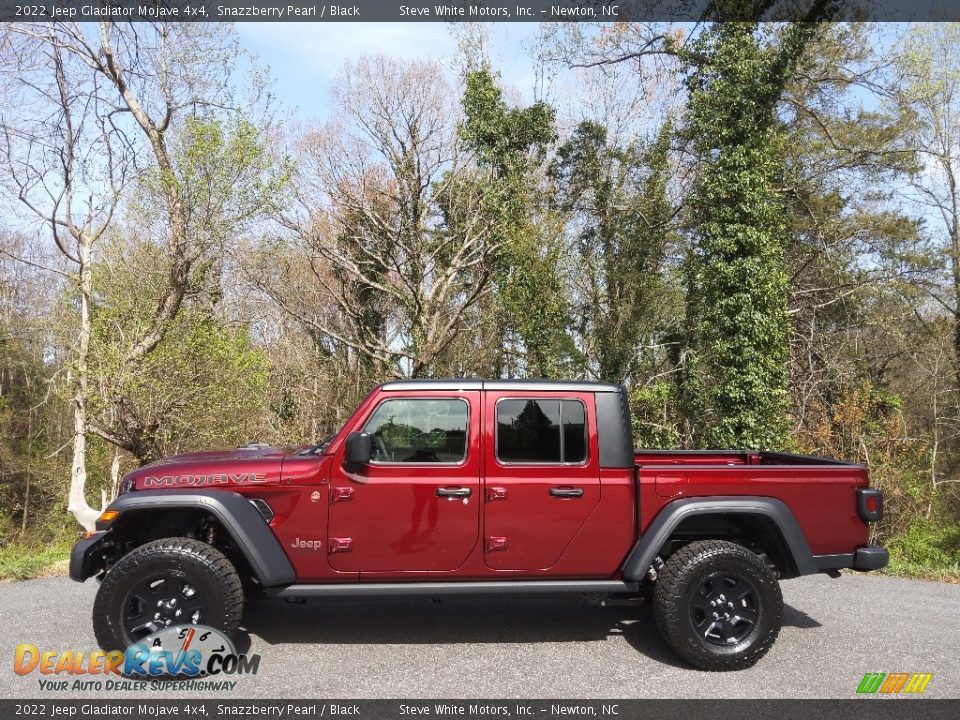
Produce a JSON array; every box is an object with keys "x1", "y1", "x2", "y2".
[
  {"x1": 290, "y1": 538, "x2": 323, "y2": 550},
  {"x1": 71, "y1": 380, "x2": 888, "y2": 671}
]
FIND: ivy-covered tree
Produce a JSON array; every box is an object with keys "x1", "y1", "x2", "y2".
[
  {"x1": 459, "y1": 68, "x2": 572, "y2": 377},
  {"x1": 680, "y1": 18, "x2": 825, "y2": 449}
]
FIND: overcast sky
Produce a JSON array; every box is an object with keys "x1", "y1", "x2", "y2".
[{"x1": 235, "y1": 22, "x2": 541, "y2": 121}]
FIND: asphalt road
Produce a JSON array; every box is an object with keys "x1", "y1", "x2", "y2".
[{"x1": 1, "y1": 573, "x2": 957, "y2": 699}]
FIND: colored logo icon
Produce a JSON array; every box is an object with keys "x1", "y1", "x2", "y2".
[{"x1": 856, "y1": 673, "x2": 933, "y2": 694}]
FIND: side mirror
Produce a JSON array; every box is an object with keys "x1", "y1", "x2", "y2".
[{"x1": 344, "y1": 431, "x2": 372, "y2": 465}]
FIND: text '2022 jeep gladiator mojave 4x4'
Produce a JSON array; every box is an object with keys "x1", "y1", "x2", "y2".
[{"x1": 71, "y1": 380, "x2": 887, "y2": 671}]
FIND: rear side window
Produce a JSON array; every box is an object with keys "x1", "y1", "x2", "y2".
[
  {"x1": 496, "y1": 399, "x2": 588, "y2": 464},
  {"x1": 363, "y1": 398, "x2": 468, "y2": 463}
]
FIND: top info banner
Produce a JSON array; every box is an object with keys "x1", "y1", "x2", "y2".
[{"x1": 1, "y1": 0, "x2": 958, "y2": 23}]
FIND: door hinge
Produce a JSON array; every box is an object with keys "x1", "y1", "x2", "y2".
[
  {"x1": 486, "y1": 536, "x2": 508, "y2": 552},
  {"x1": 486, "y1": 487, "x2": 508, "y2": 502},
  {"x1": 330, "y1": 486, "x2": 355, "y2": 503},
  {"x1": 327, "y1": 537, "x2": 353, "y2": 553}
]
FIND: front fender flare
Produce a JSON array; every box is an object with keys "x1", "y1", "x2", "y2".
[
  {"x1": 621, "y1": 496, "x2": 817, "y2": 581},
  {"x1": 100, "y1": 490, "x2": 296, "y2": 586}
]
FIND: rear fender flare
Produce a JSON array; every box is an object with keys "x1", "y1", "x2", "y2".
[
  {"x1": 101, "y1": 489, "x2": 296, "y2": 586},
  {"x1": 621, "y1": 496, "x2": 817, "y2": 580}
]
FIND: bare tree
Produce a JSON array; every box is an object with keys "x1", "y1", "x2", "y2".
[
  {"x1": 0, "y1": 29, "x2": 128, "y2": 529},
  {"x1": 895, "y1": 25, "x2": 960, "y2": 387},
  {"x1": 17, "y1": 21, "x2": 274, "y2": 463},
  {"x1": 23, "y1": 21, "x2": 249, "y2": 364},
  {"x1": 263, "y1": 56, "x2": 498, "y2": 378},
  {"x1": 1, "y1": 20, "x2": 268, "y2": 522}
]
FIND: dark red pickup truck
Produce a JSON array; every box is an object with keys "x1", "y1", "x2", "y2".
[{"x1": 72, "y1": 380, "x2": 887, "y2": 670}]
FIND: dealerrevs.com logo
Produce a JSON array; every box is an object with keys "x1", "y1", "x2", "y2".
[{"x1": 15, "y1": 625, "x2": 260, "y2": 691}]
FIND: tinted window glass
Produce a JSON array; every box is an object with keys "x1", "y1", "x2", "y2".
[
  {"x1": 562, "y1": 400, "x2": 587, "y2": 463},
  {"x1": 497, "y1": 399, "x2": 561, "y2": 463},
  {"x1": 363, "y1": 399, "x2": 468, "y2": 463}
]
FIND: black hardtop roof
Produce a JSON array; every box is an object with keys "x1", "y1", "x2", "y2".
[{"x1": 379, "y1": 379, "x2": 624, "y2": 393}]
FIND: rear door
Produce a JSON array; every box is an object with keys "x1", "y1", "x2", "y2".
[
  {"x1": 483, "y1": 391, "x2": 600, "y2": 570},
  {"x1": 327, "y1": 391, "x2": 481, "y2": 573}
]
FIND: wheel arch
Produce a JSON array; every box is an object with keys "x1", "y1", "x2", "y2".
[
  {"x1": 621, "y1": 496, "x2": 817, "y2": 581},
  {"x1": 98, "y1": 490, "x2": 295, "y2": 586}
]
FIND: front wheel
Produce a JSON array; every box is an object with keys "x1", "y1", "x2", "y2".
[
  {"x1": 653, "y1": 540, "x2": 783, "y2": 671},
  {"x1": 92, "y1": 537, "x2": 244, "y2": 652}
]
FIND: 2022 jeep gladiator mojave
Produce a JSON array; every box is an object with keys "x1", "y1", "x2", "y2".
[{"x1": 71, "y1": 380, "x2": 887, "y2": 670}]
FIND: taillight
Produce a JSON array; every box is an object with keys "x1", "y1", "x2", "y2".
[{"x1": 857, "y1": 488, "x2": 883, "y2": 522}]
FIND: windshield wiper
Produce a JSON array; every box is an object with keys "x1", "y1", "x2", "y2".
[{"x1": 298, "y1": 436, "x2": 333, "y2": 456}]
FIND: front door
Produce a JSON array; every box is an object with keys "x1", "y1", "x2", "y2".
[
  {"x1": 327, "y1": 392, "x2": 481, "y2": 573},
  {"x1": 483, "y1": 391, "x2": 601, "y2": 570}
]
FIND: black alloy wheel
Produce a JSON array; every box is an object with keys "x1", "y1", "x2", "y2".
[
  {"x1": 689, "y1": 571, "x2": 760, "y2": 646},
  {"x1": 93, "y1": 537, "x2": 243, "y2": 652},
  {"x1": 122, "y1": 571, "x2": 207, "y2": 641},
  {"x1": 653, "y1": 539, "x2": 783, "y2": 671}
]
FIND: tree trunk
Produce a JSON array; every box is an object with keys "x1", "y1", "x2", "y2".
[
  {"x1": 109, "y1": 448, "x2": 121, "y2": 501},
  {"x1": 21, "y1": 407, "x2": 32, "y2": 536},
  {"x1": 952, "y1": 218, "x2": 960, "y2": 392},
  {"x1": 928, "y1": 377, "x2": 939, "y2": 521},
  {"x1": 66, "y1": 237, "x2": 102, "y2": 532}
]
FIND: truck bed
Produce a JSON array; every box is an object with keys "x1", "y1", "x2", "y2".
[{"x1": 633, "y1": 449, "x2": 870, "y2": 556}]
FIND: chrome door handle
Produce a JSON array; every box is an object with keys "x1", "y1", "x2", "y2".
[
  {"x1": 549, "y1": 487, "x2": 584, "y2": 498},
  {"x1": 436, "y1": 487, "x2": 472, "y2": 498}
]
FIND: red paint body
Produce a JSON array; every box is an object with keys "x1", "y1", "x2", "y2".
[{"x1": 125, "y1": 386, "x2": 871, "y2": 582}]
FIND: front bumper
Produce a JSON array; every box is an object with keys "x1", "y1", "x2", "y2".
[
  {"x1": 814, "y1": 545, "x2": 889, "y2": 573},
  {"x1": 69, "y1": 531, "x2": 110, "y2": 582}
]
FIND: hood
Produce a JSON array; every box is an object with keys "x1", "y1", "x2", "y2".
[
  {"x1": 124, "y1": 445, "x2": 294, "y2": 491},
  {"x1": 149, "y1": 446, "x2": 292, "y2": 465}
]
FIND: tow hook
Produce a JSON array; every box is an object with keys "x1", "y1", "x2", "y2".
[{"x1": 647, "y1": 555, "x2": 665, "y2": 582}]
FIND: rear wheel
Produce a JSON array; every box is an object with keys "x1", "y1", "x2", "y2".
[
  {"x1": 653, "y1": 540, "x2": 783, "y2": 671},
  {"x1": 92, "y1": 537, "x2": 243, "y2": 651}
]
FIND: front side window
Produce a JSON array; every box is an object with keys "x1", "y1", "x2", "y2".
[
  {"x1": 496, "y1": 399, "x2": 588, "y2": 464},
  {"x1": 363, "y1": 398, "x2": 468, "y2": 463}
]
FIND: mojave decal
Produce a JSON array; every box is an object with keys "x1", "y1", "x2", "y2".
[{"x1": 143, "y1": 473, "x2": 268, "y2": 487}]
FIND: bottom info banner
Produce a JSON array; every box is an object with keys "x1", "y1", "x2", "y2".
[{"x1": 3, "y1": 700, "x2": 959, "y2": 720}]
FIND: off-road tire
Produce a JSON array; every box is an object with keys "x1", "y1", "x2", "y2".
[
  {"x1": 92, "y1": 537, "x2": 243, "y2": 651},
  {"x1": 653, "y1": 540, "x2": 783, "y2": 671}
]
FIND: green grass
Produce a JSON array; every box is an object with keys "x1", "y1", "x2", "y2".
[
  {"x1": 0, "y1": 541, "x2": 73, "y2": 581},
  {"x1": 880, "y1": 556, "x2": 960, "y2": 584},
  {"x1": 880, "y1": 518, "x2": 960, "y2": 583}
]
